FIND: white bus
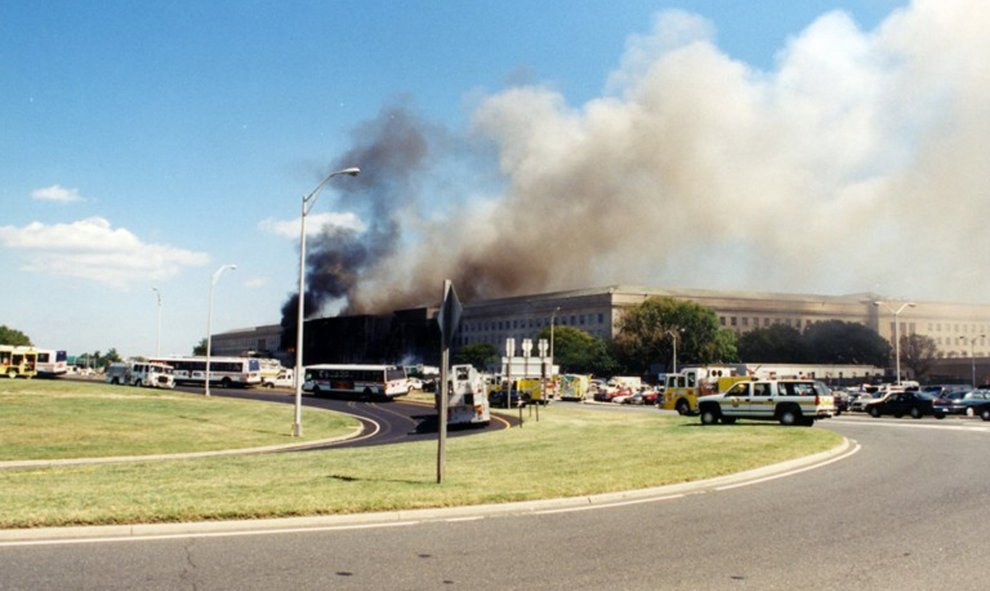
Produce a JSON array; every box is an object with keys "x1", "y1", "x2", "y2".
[
  {"x1": 151, "y1": 356, "x2": 262, "y2": 388},
  {"x1": 35, "y1": 349, "x2": 68, "y2": 378},
  {"x1": 302, "y1": 364, "x2": 410, "y2": 400},
  {"x1": 439, "y1": 365, "x2": 490, "y2": 427}
]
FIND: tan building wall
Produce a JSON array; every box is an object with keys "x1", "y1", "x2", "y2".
[{"x1": 456, "y1": 285, "x2": 990, "y2": 359}]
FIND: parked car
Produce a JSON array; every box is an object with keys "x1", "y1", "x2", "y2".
[
  {"x1": 609, "y1": 387, "x2": 636, "y2": 404},
  {"x1": 641, "y1": 388, "x2": 660, "y2": 405},
  {"x1": 830, "y1": 389, "x2": 851, "y2": 416},
  {"x1": 621, "y1": 389, "x2": 654, "y2": 405},
  {"x1": 867, "y1": 391, "x2": 945, "y2": 419},
  {"x1": 488, "y1": 389, "x2": 530, "y2": 408},
  {"x1": 934, "y1": 389, "x2": 990, "y2": 416},
  {"x1": 971, "y1": 401, "x2": 990, "y2": 421}
]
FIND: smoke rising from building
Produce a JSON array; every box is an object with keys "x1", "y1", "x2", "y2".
[{"x1": 290, "y1": 0, "x2": 990, "y2": 324}]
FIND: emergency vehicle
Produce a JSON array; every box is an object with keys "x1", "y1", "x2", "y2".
[
  {"x1": 440, "y1": 364, "x2": 490, "y2": 426},
  {"x1": 660, "y1": 366, "x2": 751, "y2": 415}
]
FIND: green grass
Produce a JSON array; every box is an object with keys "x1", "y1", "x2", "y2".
[
  {"x1": 0, "y1": 379, "x2": 359, "y2": 460},
  {"x1": 0, "y1": 384, "x2": 842, "y2": 528}
]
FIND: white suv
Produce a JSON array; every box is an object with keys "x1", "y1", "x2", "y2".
[{"x1": 697, "y1": 379, "x2": 835, "y2": 427}]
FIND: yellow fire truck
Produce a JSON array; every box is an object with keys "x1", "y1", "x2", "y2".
[{"x1": 660, "y1": 366, "x2": 751, "y2": 415}]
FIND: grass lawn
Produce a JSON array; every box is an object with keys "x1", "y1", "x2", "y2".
[
  {"x1": 0, "y1": 379, "x2": 360, "y2": 461},
  {"x1": 0, "y1": 384, "x2": 843, "y2": 529}
]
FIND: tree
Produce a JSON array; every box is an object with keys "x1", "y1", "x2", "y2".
[
  {"x1": 803, "y1": 320, "x2": 890, "y2": 367},
  {"x1": 0, "y1": 325, "x2": 31, "y2": 346},
  {"x1": 900, "y1": 334, "x2": 938, "y2": 382},
  {"x1": 613, "y1": 297, "x2": 737, "y2": 374},
  {"x1": 193, "y1": 338, "x2": 207, "y2": 356},
  {"x1": 454, "y1": 343, "x2": 499, "y2": 370},
  {"x1": 738, "y1": 324, "x2": 807, "y2": 362},
  {"x1": 535, "y1": 325, "x2": 618, "y2": 376}
]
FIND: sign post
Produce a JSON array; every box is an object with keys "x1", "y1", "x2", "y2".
[
  {"x1": 436, "y1": 280, "x2": 462, "y2": 484},
  {"x1": 504, "y1": 338, "x2": 516, "y2": 410}
]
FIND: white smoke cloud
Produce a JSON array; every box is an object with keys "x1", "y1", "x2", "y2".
[
  {"x1": 31, "y1": 184, "x2": 84, "y2": 203},
  {"x1": 259, "y1": 212, "x2": 366, "y2": 239},
  {"x1": 0, "y1": 217, "x2": 209, "y2": 288},
  {"x1": 344, "y1": 0, "x2": 990, "y2": 311}
]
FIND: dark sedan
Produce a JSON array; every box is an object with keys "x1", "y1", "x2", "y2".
[
  {"x1": 934, "y1": 389, "x2": 990, "y2": 416},
  {"x1": 867, "y1": 391, "x2": 946, "y2": 419}
]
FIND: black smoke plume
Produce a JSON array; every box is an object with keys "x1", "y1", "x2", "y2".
[{"x1": 280, "y1": 104, "x2": 433, "y2": 345}]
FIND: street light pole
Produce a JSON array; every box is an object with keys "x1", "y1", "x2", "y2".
[
  {"x1": 874, "y1": 300, "x2": 916, "y2": 385},
  {"x1": 665, "y1": 328, "x2": 682, "y2": 374},
  {"x1": 960, "y1": 335, "x2": 984, "y2": 386},
  {"x1": 294, "y1": 166, "x2": 360, "y2": 437},
  {"x1": 152, "y1": 287, "x2": 162, "y2": 358},
  {"x1": 549, "y1": 306, "x2": 560, "y2": 362},
  {"x1": 205, "y1": 264, "x2": 237, "y2": 397}
]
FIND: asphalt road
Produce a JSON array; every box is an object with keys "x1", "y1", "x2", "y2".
[
  {"x1": 194, "y1": 387, "x2": 519, "y2": 448},
  {"x1": 2, "y1": 415, "x2": 987, "y2": 590}
]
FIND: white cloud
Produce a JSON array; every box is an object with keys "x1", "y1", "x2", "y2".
[
  {"x1": 258, "y1": 212, "x2": 365, "y2": 239},
  {"x1": 31, "y1": 184, "x2": 84, "y2": 203},
  {"x1": 244, "y1": 276, "x2": 269, "y2": 289},
  {"x1": 0, "y1": 217, "x2": 209, "y2": 288}
]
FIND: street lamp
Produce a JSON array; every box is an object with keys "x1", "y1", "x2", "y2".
[
  {"x1": 294, "y1": 166, "x2": 360, "y2": 437},
  {"x1": 152, "y1": 287, "x2": 162, "y2": 357},
  {"x1": 205, "y1": 264, "x2": 237, "y2": 397},
  {"x1": 665, "y1": 328, "x2": 682, "y2": 374},
  {"x1": 873, "y1": 300, "x2": 916, "y2": 385},
  {"x1": 549, "y1": 306, "x2": 561, "y2": 363},
  {"x1": 959, "y1": 335, "x2": 984, "y2": 386}
]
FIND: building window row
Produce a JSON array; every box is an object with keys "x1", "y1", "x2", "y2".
[
  {"x1": 929, "y1": 323, "x2": 990, "y2": 334},
  {"x1": 461, "y1": 313, "x2": 606, "y2": 333}
]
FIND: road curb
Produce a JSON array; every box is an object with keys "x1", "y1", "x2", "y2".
[{"x1": 0, "y1": 437, "x2": 854, "y2": 543}]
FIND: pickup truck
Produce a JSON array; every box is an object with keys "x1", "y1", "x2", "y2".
[{"x1": 697, "y1": 379, "x2": 835, "y2": 427}]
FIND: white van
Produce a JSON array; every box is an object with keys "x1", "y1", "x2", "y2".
[{"x1": 106, "y1": 361, "x2": 175, "y2": 389}]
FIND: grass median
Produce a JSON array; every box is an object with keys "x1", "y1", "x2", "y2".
[
  {"x1": 0, "y1": 381, "x2": 843, "y2": 529},
  {"x1": 0, "y1": 379, "x2": 359, "y2": 461}
]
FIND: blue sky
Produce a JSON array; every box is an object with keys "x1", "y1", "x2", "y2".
[{"x1": 4, "y1": 0, "x2": 986, "y2": 358}]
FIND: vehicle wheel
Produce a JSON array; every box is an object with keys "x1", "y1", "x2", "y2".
[
  {"x1": 111, "y1": 377, "x2": 120, "y2": 385},
  {"x1": 778, "y1": 408, "x2": 800, "y2": 426},
  {"x1": 700, "y1": 407, "x2": 720, "y2": 425},
  {"x1": 868, "y1": 406, "x2": 881, "y2": 418},
  {"x1": 675, "y1": 399, "x2": 690, "y2": 416},
  {"x1": 910, "y1": 407, "x2": 922, "y2": 419},
  {"x1": 221, "y1": 377, "x2": 232, "y2": 389},
  {"x1": 981, "y1": 408, "x2": 990, "y2": 422},
  {"x1": 935, "y1": 412, "x2": 945, "y2": 420},
  {"x1": 7, "y1": 370, "x2": 16, "y2": 379}
]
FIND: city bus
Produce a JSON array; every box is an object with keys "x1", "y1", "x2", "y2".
[
  {"x1": 35, "y1": 349, "x2": 68, "y2": 378},
  {"x1": 0, "y1": 345, "x2": 37, "y2": 379},
  {"x1": 302, "y1": 364, "x2": 410, "y2": 400},
  {"x1": 151, "y1": 356, "x2": 262, "y2": 388}
]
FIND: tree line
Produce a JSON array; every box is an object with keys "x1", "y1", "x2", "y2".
[{"x1": 455, "y1": 297, "x2": 938, "y2": 381}]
